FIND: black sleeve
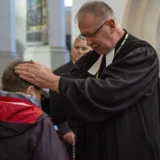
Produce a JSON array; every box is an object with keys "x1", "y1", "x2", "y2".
[
  {"x1": 58, "y1": 122, "x2": 72, "y2": 135},
  {"x1": 59, "y1": 47, "x2": 159, "y2": 123},
  {"x1": 41, "y1": 98, "x2": 50, "y2": 115},
  {"x1": 33, "y1": 117, "x2": 69, "y2": 160},
  {"x1": 49, "y1": 54, "x2": 94, "y2": 125},
  {"x1": 49, "y1": 90, "x2": 67, "y2": 124}
]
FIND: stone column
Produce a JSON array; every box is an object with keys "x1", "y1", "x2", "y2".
[
  {"x1": 0, "y1": 0, "x2": 18, "y2": 79},
  {"x1": 15, "y1": 0, "x2": 27, "y2": 59},
  {"x1": 72, "y1": 0, "x2": 87, "y2": 43},
  {"x1": 48, "y1": 0, "x2": 70, "y2": 70},
  {"x1": 24, "y1": 0, "x2": 70, "y2": 70}
]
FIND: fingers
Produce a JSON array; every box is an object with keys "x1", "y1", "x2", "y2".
[
  {"x1": 17, "y1": 70, "x2": 37, "y2": 84},
  {"x1": 71, "y1": 138, "x2": 76, "y2": 145},
  {"x1": 15, "y1": 61, "x2": 47, "y2": 77},
  {"x1": 15, "y1": 67, "x2": 42, "y2": 87},
  {"x1": 15, "y1": 67, "x2": 39, "y2": 78},
  {"x1": 70, "y1": 136, "x2": 76, "y2": 145},
  {"x1": 19, "y1": 74, "x2": 34, "y2": 84},
  {"x1": 15, "y1": 63, "x2": 40, "y2": 70},
  {"x1": 15, "y1": 62, "x2": 50, "y2": 75},
  {"x1": 14, "y1": 60, "x2": 54, "y2": 89},
  {"x1": 30, "y1": 60, "x2": 43, "y2": 65},
  {"x1": 63, "y1": 132, "x2": 76, "y2": 145},
  {"x1": 19, "y1": 73, "x2": 43, "y2": 88}
]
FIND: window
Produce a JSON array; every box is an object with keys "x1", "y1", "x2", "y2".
[{"x1": 64, "y1": 0, "x2": 72, "y2": 7}]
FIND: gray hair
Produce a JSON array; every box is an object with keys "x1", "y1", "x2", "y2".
[
  {"x1": 71, "y1": 36, "x2": 86, "y2": 47},
  {"x1": 75, "y1": 1, "x2": 115, "y2": 23},
  {"x1": 74, "y1": 35, "x2": 86, "y2": 43}
]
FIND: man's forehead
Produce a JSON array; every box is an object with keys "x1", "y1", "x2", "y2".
[
  {"x1": 78, "y1": 13, "x2": 102, "y2": 33},
  {"x1": 78, "y1": 12, "x2": 98, "y2": 26},
  {"x1": 73, "y1": 41, "x2": 91, "y2": 50},
  {"x1": 74, "y1": 40, "x2": 87, "y2": 46}
]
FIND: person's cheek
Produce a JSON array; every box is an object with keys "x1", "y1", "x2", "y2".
[{"x1": 36, "y1": 94, "x2": 41, "y2": 101}]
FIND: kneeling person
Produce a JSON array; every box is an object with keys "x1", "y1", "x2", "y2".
[{"x1": 0, "y1": 60, "x2": 68, "y2": 160}]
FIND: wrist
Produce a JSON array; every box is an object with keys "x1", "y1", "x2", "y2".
[{"x1": 49, "y1": 74, "x2": 60, "y2": 93}]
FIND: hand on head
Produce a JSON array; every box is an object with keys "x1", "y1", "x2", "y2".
[{"x1": 15, "y1": 60, "x2": 60, "y2": 92}]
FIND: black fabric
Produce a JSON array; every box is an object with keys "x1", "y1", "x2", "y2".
[
  {"x1": 55, "y1": 32, "x2": 160, "y2": 160},
  {"x1": 41, "y1": 97, "x2": 50, "y2": 115},
  {"x1": 0, "y1": 121, "x2": 33, "y2": 139},
  {"x1": 54, "y1": 61, "x2": 74, "y2": 75},
  {"x1": 48, "y1": 61, "x2": 74, "y2": 124},
  {"x1": 114, "y1": 29, "x2": 127, "y2": 53},
  {"x1": 41, "y1": 61, "x2": 74, "y2": 123},
  {"x1": 47, "y1": 61, "x2": 76, "y2": 159},
  {"x1": 58, "y1": 122, "x2": 72, "y2": 136}
]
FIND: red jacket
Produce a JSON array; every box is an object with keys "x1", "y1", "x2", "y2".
[{"x1": 0, "y1": 96, "x2": 68, "y2": 160}]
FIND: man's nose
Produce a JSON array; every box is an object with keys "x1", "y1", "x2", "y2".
[
  {"x1": 78, "y1": 48, "x2": 83, "y2": 55},
  {"x1": 86, "y1": 37, "x2": 93, "y2": 47}
]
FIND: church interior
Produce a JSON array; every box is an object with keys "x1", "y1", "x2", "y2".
[{"x1": 0, "y1": 1, "x2": 160, "y2": 160}]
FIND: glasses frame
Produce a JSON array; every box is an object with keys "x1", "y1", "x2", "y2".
[{"x1": 79, "y1": 20, "x2": 109, "y2": 38}]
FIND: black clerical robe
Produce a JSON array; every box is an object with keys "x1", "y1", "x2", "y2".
[
  {"x1": 56, "y1": 32, "x2": 160, "y2": 160},
  {"x1": 49, "y1": 61, "x2": 74, "y2": 124},
  {"x1": 42, "y1": 61, "x2": 74, "y2": 122}
]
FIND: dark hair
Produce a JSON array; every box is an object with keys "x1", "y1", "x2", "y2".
[
  {"x1": 1, "y1": 59, "x2": 40, "y2": 92},
  {"x1": 75, "y1": 1, "x2": 115, "y2": 22}
]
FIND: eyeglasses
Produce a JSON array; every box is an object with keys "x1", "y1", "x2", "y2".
[{"x1": 79, "y1": 20, "x2": 108, "y2": 38}]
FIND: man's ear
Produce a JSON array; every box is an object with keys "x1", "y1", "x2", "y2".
[
  {"x1": 25, "y1": 86, "x2": 35, "y2": 96},
  {"x1": 108, "y1": 19, "x2": 116, "y2": 34}
]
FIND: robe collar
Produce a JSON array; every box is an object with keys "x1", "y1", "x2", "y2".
[
  {"x1": 115, "y1": 29, "x2": 127, "y2": 54},
  {"x1": 87, "y1": 29, "x2": 128, "y2": 76},
  {"x1": 87, "y1": 50, "x2": 114, "y2": 76}
]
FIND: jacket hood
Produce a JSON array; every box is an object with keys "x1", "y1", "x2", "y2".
[{"x1": 0, "y1": 96, "x2": 44, "y2": 139}]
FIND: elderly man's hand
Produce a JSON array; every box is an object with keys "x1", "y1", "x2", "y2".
[
  {"x1": 63, "y1": 131, "x2": 76, "y2": 145},
  {"x1": 15, "y1": 60, "x2": 60, "y2": 92}
]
